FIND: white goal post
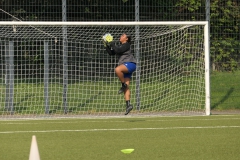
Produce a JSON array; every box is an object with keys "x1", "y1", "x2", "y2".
[{"x1": 0, "y1": 21, "x2": 210, "y2": 118}]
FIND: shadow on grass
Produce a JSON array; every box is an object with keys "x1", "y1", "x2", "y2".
[
  {"x1": 13, "y1": 94, "x2": 35, "y2": 111},
  {"x1": 1, "y1": 94, "x2": 35, "y2": 114},
  {"x1": 141, "y1": 89, "x2": 169, "y2": 109},
  {"x1": 46, "y1": 92, "x2": 103, "y2": 114},
  {"x1": 77, "y1": 91, "x2": 103, "y2": 108},
  {"x1": 64, "y1": 91, "x2": 104, "y2": 113},
  {"x1": 211, "y1": 87, "x2": 234, "y2": 110}
]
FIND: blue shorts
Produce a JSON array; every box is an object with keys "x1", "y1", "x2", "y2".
[{"x1": 123, "y1": 62, "x2": 136, "y2": 78}]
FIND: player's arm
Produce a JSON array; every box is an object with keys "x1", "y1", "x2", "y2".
[
  {"x1": 110, "y1": 42, "x2": 130, "y2": 55},
  {"x1": 105, "y1": 45, "x2": 116, "y2": 56}
]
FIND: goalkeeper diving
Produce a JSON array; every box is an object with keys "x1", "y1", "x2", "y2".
[{"x1": 102, "y1": 33, "x2": 137, "y2": 115}]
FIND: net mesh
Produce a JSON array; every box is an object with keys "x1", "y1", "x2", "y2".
[{"x1": 0, "y1": 24, "x2": 206, "y2": 118}]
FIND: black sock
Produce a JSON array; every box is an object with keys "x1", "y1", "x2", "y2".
[
  {"x1": 126, "y1": 100, "x2": 130, "y2": 107},
  {"x1": 122, "y1": 82, "x2": 126, "y2": 87}
]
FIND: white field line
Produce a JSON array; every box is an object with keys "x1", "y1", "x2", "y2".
[
  {"x1": 0, "y1": 126, "x2": 240, "y2": 134},
  {"x1": 0, "y1": 121, "x2": 125, "y2": 125},
  {"x1": 148, "y1": 117, "x2": 240, "y2": 122},
  {"x1": 1, "y1": 117, "x2": 240, "y2": 125},
  {"x1": 0, "y1": 114, "x2": 239, "y2": 122}
]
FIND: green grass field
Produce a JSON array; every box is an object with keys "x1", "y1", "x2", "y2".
[
  {"x1": 211, "y1": 70, "x2": 240, "y2": 110},
  {"x1": 0, "y1": 70, "x2": 239, "y2": 159},
  {"x1": 1, "y1": 75, "x2": 206, "y2": 115},
  {"x1": 1, "y1": 115, "x2": 240, "y2": 160},
  {"x1": 1, "y1": 70, "x2": 239, "y2": 115}
]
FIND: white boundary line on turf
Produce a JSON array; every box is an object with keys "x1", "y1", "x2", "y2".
[
  {"x1": 1, "y1": 117, "x2": 240, "y2": 125},
  {"x1": 0, "y1": 126, "x2": 240, "y2": 134},
  {"x1": 1, "y1": 113, "x2": 239, "y2": 121}
]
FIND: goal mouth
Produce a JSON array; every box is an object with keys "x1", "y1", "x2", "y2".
[{"x1": 0, "y1": 21, "x2": 210, "y2": 118}]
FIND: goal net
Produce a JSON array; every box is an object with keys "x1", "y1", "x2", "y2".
[{"x1": 0, "y1": 21, "x2": 210, "y2": 118}]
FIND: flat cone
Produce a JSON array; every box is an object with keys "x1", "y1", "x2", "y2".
[
  {"x1": 29, "y1": 135, "x2": 40, "y2": 160},
  {"x1": 121, "y1": 149, "x2": 134, "y2": 154}
]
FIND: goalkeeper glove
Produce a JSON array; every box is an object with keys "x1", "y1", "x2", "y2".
[
  {"x1": 105, "y1": 34, "x2": 113, "y2": 43},
  {"x1": 102, "y1": 33, "x2": 113, "y2": 47}
]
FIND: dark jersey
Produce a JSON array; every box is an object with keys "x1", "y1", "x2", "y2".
[{"x1": 105, "y1": 42, "x2": 136, "y2": 65}]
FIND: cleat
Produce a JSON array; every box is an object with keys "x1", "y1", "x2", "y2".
[
  {"x1": 125, "y1": 105, "x2": 133, "y2": 115},
  {"x1": 118, "y1": 84, "x2": 127, "y2": 94}
]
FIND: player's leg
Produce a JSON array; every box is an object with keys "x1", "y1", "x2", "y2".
[
  {"x1": 124, "y1": 77, "x2": 133, "y2": 115},
  {"x1": 115, "y1": 64, "x2": 129, "y2": 94},
  {"x1": 122, "y1": 63, "x2": 136, "y2": 115},
  {"x1": 124, "y1": 78, "x2": 131, "y2": 101},
  {"x1": 115, "y1": 62, "x2": 137, "y2": 94}
]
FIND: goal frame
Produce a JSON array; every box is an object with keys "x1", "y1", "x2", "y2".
[{"x1": 0, "y1": 21, "x2": 210, "y2": 116}]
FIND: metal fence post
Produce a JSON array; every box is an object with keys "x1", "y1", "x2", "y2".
[
  {"x1": 135, "y1": 0, "x2": 140, "y2": 110},
  {"x1": 5, "y1": 41, "x2": 14, "y2": 115},
  {"x1": 44, "y1": 41, "x2": 49, "y2": 114},
  {"x1": 62, "y1": 0, "x2": 68, "y2": 114}
]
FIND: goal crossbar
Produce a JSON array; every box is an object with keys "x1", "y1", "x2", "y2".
[{"x1": 0, "y1": 21, "x2": 208, "y2": 26}]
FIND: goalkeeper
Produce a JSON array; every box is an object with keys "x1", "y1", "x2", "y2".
[{"x1": 102, "y1": 33, "x2": 136, "y2": 115}]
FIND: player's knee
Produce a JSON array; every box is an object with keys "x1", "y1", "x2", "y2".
[{"x1": 115, "y1": 67, "x2": 121, "y2": 73}]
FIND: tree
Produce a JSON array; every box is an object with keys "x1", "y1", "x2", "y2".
[{"x1": 210, "y1": 0, "x2": 240, "y2": 71}]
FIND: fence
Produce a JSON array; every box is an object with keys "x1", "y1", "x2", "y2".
[{"x1": 1, "y1": 1, "x2": 239, "y2": 70}]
